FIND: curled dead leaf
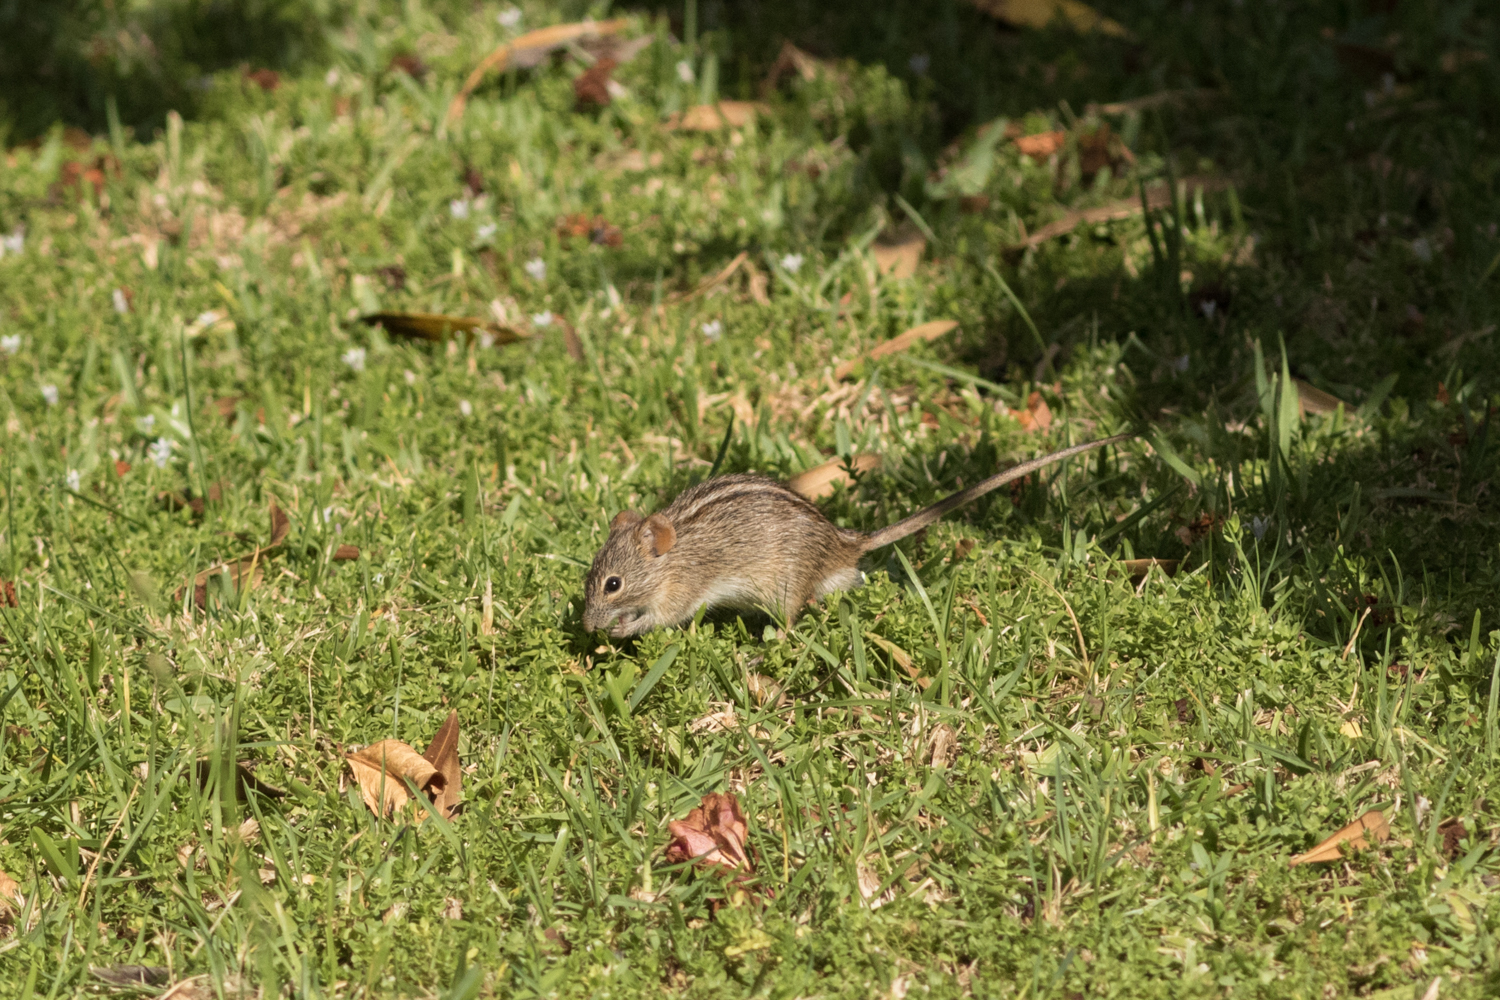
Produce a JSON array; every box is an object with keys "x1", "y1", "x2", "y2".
[
  {"x1": 834, "y1": 320, "x2": 959, "y2": 380},
  {"x1": 866, "y1": 633, "x2": 930, "y2": 690},
  {"x1": 1289, "y1": 810, "x2": 1389, "y2": 866},
  {"x1": 665, "y1": 792, "x2": 751, "y2": 872},
  {"x1": 332, "y1": 544, "x2": 361, "y2": 561},
  {"x1": 573, "y1": 56, "x2": 618, "y2": 109},
  {"x1": 360, "y1": 311, "x2": 529, "y2": 346},
  {"x1": 347, "y1": 740, "x2": 443, "y2": 819},
  {"x1": 967, "y1": 0, "x2": 1131, "y2": 37},
  {"x1": 1014, "y1": 130, "x2": 1067, "y2": 160},
  {"x1": 447, "y1": 19, "x2": 632, "y2": 124},
  {"x1": 421, "y1": 710, "x2": 463, "y2": 820},
  {"x1": 1013, "y1": 391, "x2": 1053, "y2": 433},
  {"x1": 787, "y1": 453, "x2": 881, "y2": 500},
  {"x1": 1292, "y1": 379, "x2": 1345, "y2": 417}
]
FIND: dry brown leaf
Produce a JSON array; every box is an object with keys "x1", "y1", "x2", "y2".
[
  {"x1": 787, "y1": 453, "x2": 882, "y2": 500},
  {"x1": 1115, "y1": 558, "x2": 1180, "y2": 580},
  {"x1": 360, "y1": 311, "x2": 529, "y2": 346},
  {"x1": 1004, "y1": 175, "x2": 1229, "y2": 253},
  {"x1": 0, "y1": 868, "x2": 18, "y2": 908},
  {"x1": 561, "y1": 320, "x2": 585, "y2": 363},
  {"x1": 331, "y1": 544, "x2": 361, "y2": 561},
  {"x1": 346, "y1": 740, "x2": 444, "y2": 820},
  {"x1": 866, "y1": 633, "x2": 930, "y2": 690},
  {"x1": 1289, "y1": 810, "x2": 1389, "y2": 866},
  {"x1": 967, "y1": 0, "x2": 1130, "y2": 37},
  {"x1": 1014, "y1": 130, "x2": 1067, "y2": 160},
  {"x1": 573, "y1": 56, "x2": 617, "y2": 109},
  {"x1": 664, "y1": 101, "x2": 766, "y2": 131},
  {"x1": 746, "y1": 673, "x2": 786, "y2": 707},
  {"x1": 665, "y1": 792, "x2": 751, "y2": 872},
  {"x1": 834, "y1": 320, "x2": 959, "y2": 380},
  {"x1": 1292, "y1": 379, "x2": 1345, "y2": 417},
  {"x1": 871, "y1": 234, "x2": 925, "y2": 279},
  {"x1": 1014, "y1": 391, "x2": 1053, "y2": 433},
  {"x1": 446, "y1": 19, "x2": 632, "y2": 124},
  {"x1": 421, "y1": 710, "x2": 462, "y2": 820},
  {"x1": 761, "y1": 41, "x2": 831, "y2": 95}
]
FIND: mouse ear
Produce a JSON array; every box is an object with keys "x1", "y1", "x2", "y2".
[
  {"x1": 609, "y1": 510, "x2": 643, "y2": 533},
  {"x1": 639, "y1": 513, "x2": 676, "y2": 557}
]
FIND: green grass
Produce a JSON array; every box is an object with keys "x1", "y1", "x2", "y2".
[{"x1": 1, "y1": 0, "x2": 1499, "y2": 996}]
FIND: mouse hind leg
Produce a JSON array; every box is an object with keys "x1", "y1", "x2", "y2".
[{"x1": 813, "y1": 566, "x2": 863, "y2": 600}]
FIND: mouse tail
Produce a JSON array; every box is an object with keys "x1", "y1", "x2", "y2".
[{"x1": 859, "y1": 434, "x2": 1133, "y2": 553}]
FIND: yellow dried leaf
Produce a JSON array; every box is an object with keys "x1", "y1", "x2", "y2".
[
  {"x1": 1289, "y1": 810, "x2": 1389, "y2": 865},
  {"x1": 787, "y1": 454, "x2": 881, "y2": 500},
  {"x1": 834, "y1": 320, "x2": 959, "y2": 380},
  {"x1": 871, "y1": 234, "x2": 925, "y2": 279},
  {"x1": 346, "y1": 740, "x2": 443, "y2": 819},
  {"x1": 664, "y1": 101, "x2": 766, "y2": 131},
  {"x1": 968, "y1": 0, "x2": 1130, "y2": 37},
  {"x1": 866, "y1": 633, "x2": 930, "y2": 690},
  {"x1": 1292, "y1": 379, "x2": 1345, "y2": 417},
  {"x1": 0, "y1": 868, "x2": 19, "y2": 906}
]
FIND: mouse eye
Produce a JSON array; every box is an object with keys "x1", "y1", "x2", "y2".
[{"x1": 604, "y1": 576, "x2": 622, "y2": 594}]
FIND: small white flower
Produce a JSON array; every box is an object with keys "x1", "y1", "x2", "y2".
[
  {"x1": 531, "y1": 311, "x2": 553, "y2": 327},
  {"x1": 374, "y1": 572, "x2": 385, "y2": 584},
  {"x1": 524, "y1": 257, "x2": 547, "y2": 281},
  {"x1": 40, "y1": 384, "x2": 58, "y2": 406},
  {"x1": 137, "y1": 414, "x2": 155, "y2": 432},
  {"x1": 323, "y1": 505, "x2": 334, "y2": 524},
  {"x1": 342, "y1": 347, "x2": 367, "y2": 372},
  {"x1": 676, "y1": 60, "x2": 695, "y2": 84},
  {"x1": 193, "y1": 310, "x2": 221, "y2": 328},
  {"x1": 701, "y1": 320, "x2": 723, "y2": 341},
  {"x1": 1251, "y1": 516, "x2": 1270, "y2": 541},
  {"x1": 497, "y1": 5, "x2": 522, "y2": 29},
  {"x1": 149, "y1": 437, "x2": 172, "y2": 468},
  {"x1": 459, "y1": 399, "x2": 473, "y2": 417},
  {"x1": 479, "y1": 331, "x2": 496, "y2": 349},
  {"x1": 0, "y1": 335, "x2": 20, "y2": 355},
  {"x1": 112, "y1": 289, "x2": 129, "y2": 314},
  {"x1": 325, "y1": 68, "x2": 340, "y2": 87},
  {"x1": 449, "y1": 199, "x2": 471, "y2": 220},
  {"x1": 0, "y1": 229, "x2": 23, "y2": 256},
  {"x1": 780, "y1": 253, "x2": 803, "y2": 274},
  {"x1": 66, "y1": 469, "x2": 81, "y2": 492},
  {"x1": 477, "y1": 223, "x2": 497, "y2": 242},
  {"x1": 403, "y1": 368, "x2": 417, "y2": 385},
  {"x1": 909, "y1": 53, "x2": 931, "y2": 76}
]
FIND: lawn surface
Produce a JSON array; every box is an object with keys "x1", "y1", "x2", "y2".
[{"x1": 2, "y1": 1, "x2": 1500, "y2": 997}]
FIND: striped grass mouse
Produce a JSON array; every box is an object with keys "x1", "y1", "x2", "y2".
[{"x1": 582, "y1": 434, "x2": 1131, "y2": 637}]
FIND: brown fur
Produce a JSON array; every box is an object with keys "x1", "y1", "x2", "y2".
[{"x1": 583, "y1": 435, "x2": 1130, "y2": 636}]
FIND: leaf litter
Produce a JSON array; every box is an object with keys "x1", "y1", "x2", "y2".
[{"x1": 346, "y1": 710, "x2": 462, "y2": 821}]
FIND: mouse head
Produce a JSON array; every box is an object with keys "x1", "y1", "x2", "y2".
[{"x1": 582, "y1": 509, "x2": 676, "y2": 636}]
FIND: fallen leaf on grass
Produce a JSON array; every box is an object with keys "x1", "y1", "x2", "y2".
[
  {"x1": 1289, "y1": 810, "x2": 1389, "y2": 865},
  {"x1": 0, "y1": 868, "x2": 19, "y2": 912},
  {"x1": 871, "y1": 233, "x2": 925, "y2": 279},
  {"x1": 664, "y1": 101, "x2": 766, "y2": 131},
  {"x1": 446, "y1": 19, "x2": 632, "y2": 124},
  {"x1": 967, "y1": 0, "x2": 1130, "y2": 37},
  {"x1": 347, "y1": 712, "x2": 461, "y2": 821},
  {"x1": 666, "y1": 792, "x2": 751, "y2": 872},
  {"x1": 556, "y1": 213, "x2": 623, "y2": 247},
  {"x1": 1292, "y1": 379, "x2": 1346, "y2": 417},
  {"x1": 865, "y1": 633, "x2": 930, "y2": 690},
  {"x1": 178, "y1": 500, "x2": 290, "y2": 609},
  {"x1": 1114, "y1": 558, "x2": 1180, "y2": 580},
  {"x1": 1012, "y1": 391, "x2": 1053, "y2": 433},
  {"x1": 1003, "y1": 175, "x2": 1229, "y2": 253},
  {"x1": 761, "y1": 41, "x2": 835, "y2": 94},
  {"x1": 1014, "y1": 130, "x2": 1066, "y2": 161},
  {"x1": 573, "y1": 56, "x2": 618, "y2": 108},
  {"x1": 673, "y1": 251, "x2": 770, "y2": 305},
  {"x1": 332, "y1": 544, "x2": 361, "y2": 561},
  {"x1": 0, "y1": 579, "x2": 16, "y2": 608},
  {"x1": 834, "y1": 320, "x2": 959, "y2": 380},
  {"x1": 360, "y1": 311, "x2": 529, "y2": 346},
  {"x1": 1437, "y1": 818, "x2": 1467, "y2": 858},
  {"x1": 787, "y1": 453, "x2": 881, "y2": 500}
]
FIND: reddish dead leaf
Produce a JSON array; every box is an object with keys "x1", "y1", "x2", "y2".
[
  {"x1": 1174, "y1": 512, "x2": 1222, "y2": 547},
  {"x1": 664, "y1": 101, "x2": 766, "y2": 131},
  {"x1": 1014, "y1": 130, "x2": 1066, "y2": 161},
  {"x1": 463, "y1": 167, "x2": 484, "y2": 196},
  {"x1": 574, "y1": 56, "x2": 618, "y2": 109},
  {"x1": 1014, "y1": 391, "x2": 1053, "y2": 433},
  {"x1": 834, "y1": 320, "x2": 959, "y2": 380},
  {"x1": 346, "y1": 740, "x2": 444, "y2": 819},
  {"x1": 555, "y1": 213, "x2": 623, "y2": 247},
  {"x1": 207, "y1": 397, "x2": 239, "y2": 423},
  {"x1": 243, "y1": 68, "x2": 280, "y2": 91},
  {"x1": 872, "y1": 233, "x2": 926, "y2": 279},
  {"x1": 1436, "y1": 382, "x2": 1450, "y2": 404},
  {"x1": 666, "y1": 792, "x2": 751, "y2": 872},
  {"x1": 331, "y1": 544, "x2": 361, "y2": 562},
  {"x1": 0, "y1": 579, "x2": 16, "y2": 608},
  {"x1": 388, "y1": 53, "x2": 429, "y2": 80},
  {"x1": 1289, "y1": 810, "x2": 1389, "y2": 866},
  {"x1": 787, "y1": 454, "x2": 881, "y2": 500},
  {"x1": 1438, "y1": 818, "x2": 1467, "y2": 858},
  {"x1": 420, "y1": 710, "x2": 462, "y2": 820},
  {"x1": 447, "y1": 19, "x2": 632, "y2": 125},
  {"x1": 114, "y1": 460, "x2": 131, "y2": 478}
]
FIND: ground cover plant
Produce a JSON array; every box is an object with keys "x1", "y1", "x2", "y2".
[{"x1": 1, "y1": 0, "x2": 1499, "y2": 996}]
